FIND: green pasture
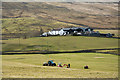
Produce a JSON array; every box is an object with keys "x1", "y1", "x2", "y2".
[
  {"x1": 2, "y1": 36, "x2": 118, "y2": 52},
  {"x1": 2, "y1": 53, "x2": 118, "y2": 78}
]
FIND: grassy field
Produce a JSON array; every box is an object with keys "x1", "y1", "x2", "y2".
[
  {"x1": 2, "y1": 36, "x2": 118, "y2": 52},
  {"x1": 2, "y1": 2, "x2": 119, "y2": 78},
  {"x1": 2, "y1": 53, "x2": 118, "y2": 78}
]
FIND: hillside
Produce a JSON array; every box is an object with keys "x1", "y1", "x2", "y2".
[
  {"x1": 2, "y1": 2, "x2": 119, "y2": 39},
  {"x1": 2, "y1": 2, "x2": 118, "y2": 29}
]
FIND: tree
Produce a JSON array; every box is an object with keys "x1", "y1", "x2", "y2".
[{"x1": 40, "y1": 28, "x2": 44, "y2": 35}]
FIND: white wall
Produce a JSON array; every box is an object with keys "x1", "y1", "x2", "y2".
[{"x1": 48, "y1": 29, "x2": 66, "y2": 36}]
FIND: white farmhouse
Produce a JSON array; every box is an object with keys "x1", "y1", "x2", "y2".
[{"x1": 48, "y1": 28, "x2": 66, "y2": 36}]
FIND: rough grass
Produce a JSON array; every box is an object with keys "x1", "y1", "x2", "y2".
[
  {"x1": 2, "y1": 36, "x2": 118, "y2": 52},
  {"x1": 2, "y1": 2, "x2": 118, "y2": 29},
  {"x1": 2, "y1": 53, "x2": 118, "y2": 78},
  {"x1": 2, "y1": 17, "x2": 75, "y2": 34}
]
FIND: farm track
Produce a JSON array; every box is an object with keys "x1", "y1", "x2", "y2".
[{"x1": 2, "y1": 48, "x2": 119, "y2": 55}]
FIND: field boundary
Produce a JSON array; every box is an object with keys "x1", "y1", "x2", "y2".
[{"x1": 2, "y1": 48, "x2": 120, "y2": 55}]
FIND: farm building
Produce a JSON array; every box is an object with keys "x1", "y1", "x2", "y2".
[
  {"x1": 48, "y1": 28, "x2": 66, "y2": 36},
  {"x1": 41, "y1": 27, "x2": 93, "y2": 36},
  {"x1": 62, "y1": 27, "x2": 93, "y2": 35},
  {"x1": 41, "y1": 27, "x2": 114, "y2": 37}
]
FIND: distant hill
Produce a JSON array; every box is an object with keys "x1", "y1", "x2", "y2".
[{"x1": 2, "y1": 2, "x2": 118, "y2": 29}]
